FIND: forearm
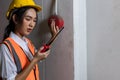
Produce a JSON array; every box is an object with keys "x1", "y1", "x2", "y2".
[
  {"x1": 15, "y1": 49, "x2": 50, "y2": 80},
  {"x1": 15, "y1": 59, "x2": 37, "y2": 80}
]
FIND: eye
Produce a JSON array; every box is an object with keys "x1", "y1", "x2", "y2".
[
  {"x1": 33, "y1": 19, "x2": 37, "y2": 22},
  {"x1": 25, "y1": 17, "x2": 31, "y2": 21}
]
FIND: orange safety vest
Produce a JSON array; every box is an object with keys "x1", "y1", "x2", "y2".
[{"x1": 3, "y1": 37, "x2": 40, "y2": 80}]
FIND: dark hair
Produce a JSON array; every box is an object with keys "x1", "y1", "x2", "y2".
[{"x1": 3, "y1": 6, "x2": 38, "y2": 41}]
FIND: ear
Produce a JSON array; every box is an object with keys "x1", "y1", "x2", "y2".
[{"x1": 12, "y1": 14, "x2": 18, "y2": 24}]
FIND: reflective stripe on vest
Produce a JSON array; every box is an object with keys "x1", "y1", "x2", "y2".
[{"x1": 3, "y1": 38, "x2": 40, "y2": 80}]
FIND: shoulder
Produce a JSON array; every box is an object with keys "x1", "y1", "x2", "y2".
[
  {"x1": 0, "y1": 38, "x2": 13, "y2": 56},
  {"x1": 0, "y1": 43, "x2": 11, "y2": 62},
  {"x1": 0, "y1": 43, "x2": 9, "y2": 51},
  {"x1": 0, "y1": 43, "x2": 11, "y2": 56},
  {"x1": 0, "y1": 39, "x2": 13, "y2": 53}
]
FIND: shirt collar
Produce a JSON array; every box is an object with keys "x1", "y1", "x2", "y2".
[
  {"x1": 9, "y1": 32, "x2": 27, "y2": 43},
  {"x1": 9, "y1": 32, "x2": 33, "y2": 61},
  {"x1": 9, "y1": 32, "x2": 28, "y2": 49}
]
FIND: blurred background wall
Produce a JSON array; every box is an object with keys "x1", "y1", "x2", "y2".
[
  {"x1": 87, "y1": 0, "x2": 120, "y2": 80},
  {"x1": 0, "y1": 0, "x2": 74, "y2": 80}
]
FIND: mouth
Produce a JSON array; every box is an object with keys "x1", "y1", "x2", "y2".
[{"x1": 27, "y1": 28, "x2": 33, "y2": 32}]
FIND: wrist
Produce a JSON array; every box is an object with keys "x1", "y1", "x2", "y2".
[{"x1": 32, "y1": 58, "x2": 38, "y2": 64}]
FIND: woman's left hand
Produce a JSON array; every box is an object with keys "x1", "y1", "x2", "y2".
[{"x1": 49, "y1": 20, "x2": 60, "y2": 38}]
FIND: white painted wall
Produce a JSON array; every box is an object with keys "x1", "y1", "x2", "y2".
[
  {"x1": 87, "y1": 0, "x2": 120, "y2": 80},
  {"x1": 73, "y1": 0, "x2": 87, "y2": 80}
]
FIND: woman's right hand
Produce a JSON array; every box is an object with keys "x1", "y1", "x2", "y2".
[{"x1": 33, "y1": 47, "x2": 50, "y2": 63}]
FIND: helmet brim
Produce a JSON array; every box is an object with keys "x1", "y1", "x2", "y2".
[
  {"x1": 25, "y1": 5, "x2": 42, "y2": 12},
  {"x1": 6, "y1": 5, "x2": 42, "y2": 20}
]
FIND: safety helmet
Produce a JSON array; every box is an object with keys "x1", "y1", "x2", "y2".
[{"x1": 6, "y1": 0, "x2": 42, "y2": 19}]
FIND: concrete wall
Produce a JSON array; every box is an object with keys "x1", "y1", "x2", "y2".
[
  {"x1": 0, "y1": 0, "x2": 74, "y2": 80},
  {"x1": 87, "y1": 0, "x2": 120, "y2": 80},
  {"x1": 0, "y1": 0, "x2": 10, "y2": 41}
]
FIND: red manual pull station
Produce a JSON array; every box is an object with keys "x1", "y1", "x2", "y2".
[
  {"x1": 48, "y1": 0, "x2": 64, "y2": 29},
  {"x1": 40, "y1": 27, "x2": 64, "y2": 53},
  {"x1": 48, "y1": 15, "x2": 64, "y2": 29},
  {"x1": 40, "y1": 0, "x2": 64, "y2": 53}
]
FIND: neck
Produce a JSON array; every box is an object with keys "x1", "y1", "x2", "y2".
[{"x1": 14, "y1": 31, "x2": 24, "y2": 39}]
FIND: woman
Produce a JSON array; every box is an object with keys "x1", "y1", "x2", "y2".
[{"x1": 0, "y1": 0, "x2": 59, "y2": 80}]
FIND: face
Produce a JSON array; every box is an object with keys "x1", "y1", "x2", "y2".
[{"x1": 15, "y1": 8, "x2": 37, "y2": 37}]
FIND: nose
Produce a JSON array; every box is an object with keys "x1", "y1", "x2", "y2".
[{"x1": 29, "y1": 21, "x2": 35, "y2": 28}]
